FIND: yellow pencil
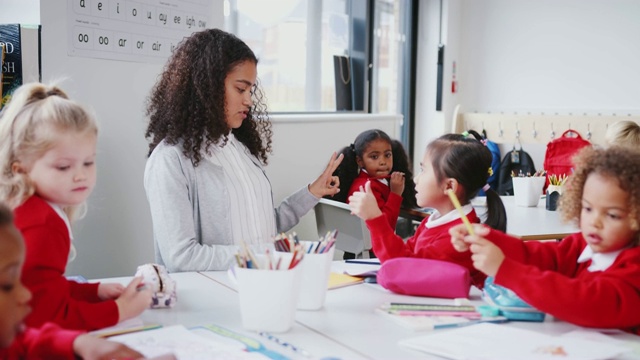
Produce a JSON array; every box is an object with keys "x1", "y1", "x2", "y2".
[
  {"x1": 93, "y1": 324, "x2": 162, "y2": 338},
  {"x1": 446, "y1": 189, "x2": 475, "y2": 236}
]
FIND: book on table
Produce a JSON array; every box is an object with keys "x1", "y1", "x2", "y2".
[{"x1": 328, "y1": 272, "x2": 364, "y2": 289}]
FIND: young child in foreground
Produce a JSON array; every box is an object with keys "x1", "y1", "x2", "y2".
[
  {"x1": 0, "y1": 203, "x2": 175, "y2": 359},
  {"x1": 450, "y1": 146, "x2": 640, "y2": 334},
  {"x1": 349, "y1": 133, "x2": 506, "y2": 289},
  {"x1": 0, "y1": 83, "x2": 152, "y2": 330}
]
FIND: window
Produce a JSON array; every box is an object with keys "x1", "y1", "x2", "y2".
[
  {"x1": 225, "y1": 0, "x2": 350, "y2": 112},
  {"x1": 224, "y1": 0, "x2": 417, "y2": 151},
  {"x1": 370, "y1": 0, "x2": 416, "y2": 152}
]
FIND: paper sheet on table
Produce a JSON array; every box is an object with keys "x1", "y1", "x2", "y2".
[
  {"x1": 110, "y1": 325, "x2": 268, "y2": 359},
  {"x1": 399, "y1": 323, "x2": 631, "y2": 360}
]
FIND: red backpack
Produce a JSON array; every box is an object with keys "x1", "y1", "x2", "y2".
[{"x1": 543, "y1": 130, "x2": 591, "y2": 189}]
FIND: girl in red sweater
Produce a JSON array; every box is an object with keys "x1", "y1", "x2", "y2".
[
  {"x1": 0, "y1": 83, "x2": 152, "y2": 330},
  {"x1": 451, "y1": 146, "x2": 640, "y2": 334},
  {"x1": 349, "y1": 133, "x2": 506, "y2": 289},
  {"x1": 332, "y1": 129, "x2": 417, "y2": 258},
  {"x1": 0, "y1": 203, "x2": 163, "y2": 359}
]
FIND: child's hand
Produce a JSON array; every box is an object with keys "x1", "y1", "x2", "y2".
[
  {"x1": 389, "y1": 171, "x2": 405, "y2": 195},
  {"x1": 98, "y1": 283, "x2": 125, "y2": 300},
  {"x1": 349, "y1": 181, "x2": 383, "y2": 220},
  {"x1": 449, "y1": 223, "x2": 490, "y2": 252},
  {"x1": 73, "y1": 333, "x2": 144, "y2": 359},
  {"x1": 308, "y1": 152, "x2": 344, "y2": 198},
  {"x1": 115, "y1": 277, "x2": 153, "y2": 322},
  {"x1": 449, "y1": 224, "x2": 471, "y2": 252},
  {"x1": 466, "y1": 236, "x2": 505, "y2": 277}
]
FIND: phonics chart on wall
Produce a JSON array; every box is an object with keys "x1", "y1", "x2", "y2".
[{"x1": 67, "y1": 0, "x2": 212, "y2": 63}]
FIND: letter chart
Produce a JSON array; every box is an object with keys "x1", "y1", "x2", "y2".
[{"x1": 68, "y1": 0, "x2": 212, "y2": 63}]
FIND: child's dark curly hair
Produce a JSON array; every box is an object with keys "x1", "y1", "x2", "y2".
[
  {"x1": 559, "y1": 146, "x2": 640, "y2": 241},
  {"x1": 391, "y1": 139, "x2": 418, "y2": 209},
  {"x1": 145, "y1": 28, "x2": 272, "y2": 166}
]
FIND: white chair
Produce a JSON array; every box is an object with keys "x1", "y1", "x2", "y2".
[{"x1": 314, "y1": 198, "x2": 372, "y2": 258}]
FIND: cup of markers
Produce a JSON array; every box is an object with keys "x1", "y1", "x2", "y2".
[
  {"x1": 231, "y1": 242, "x2": 304, "y2": 333},
  {"x1": 274, "y1": 231, "x2": 337, "y2": 310}
]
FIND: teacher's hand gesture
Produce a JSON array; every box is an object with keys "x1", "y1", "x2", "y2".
[{"x1": 309, "y1": 152, "x2": 344, "y2": 198}]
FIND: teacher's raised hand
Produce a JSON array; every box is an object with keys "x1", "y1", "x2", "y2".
[{"x1": 308, "y1": 152, "x2": 344, "y2": 198}]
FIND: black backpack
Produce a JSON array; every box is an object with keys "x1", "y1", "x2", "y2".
[{"x1": 497, "y1": 149, "x2": 536, "y2": 195}]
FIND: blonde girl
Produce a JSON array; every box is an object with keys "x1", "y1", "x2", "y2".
[
  {"x1": 451, "y1": 146, "x2": 640, "y2": 334},
  {"x1": 0, "y1": 83, "x2": 152, "y2": 330},
  {"x1": 604, "y1": 120, "x2": 640, "y2": 148}
]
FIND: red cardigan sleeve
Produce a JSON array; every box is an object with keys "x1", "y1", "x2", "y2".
[
  {"x1": 68, "y1": 280, "x2": 102, "y2": 302},
  {"x1": 490, "y1": 230, "x2": 640, "y2": 333},
  {"x1": 18, "y1": 201, "x2": 119, "y2": 330},
  {"x1": 1, "y1": 323, "x2": 81, "y2": 360},
  {"x1": 349, "y1": 173, "x2": 403, "y2": 230},
  {"x1": 366, "y1": 213, "x2": 415, "y2": 261}
]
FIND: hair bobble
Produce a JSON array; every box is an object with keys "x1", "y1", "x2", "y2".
[
  {"x1": 46, "y1": 88, "x2": 66, "y2": 98},
  {"x1": 349, "y1": 143, "x2": 355, "y2": 152},
  {"x1": 483, "y1": 184, "x2": 491, "y2": 192}
]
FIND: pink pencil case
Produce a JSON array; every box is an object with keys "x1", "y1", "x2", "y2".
[{"x1": 377, "y1": 258, "x2": 471, "y2": 299}]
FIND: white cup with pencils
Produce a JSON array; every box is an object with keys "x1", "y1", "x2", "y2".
[
  {"x1": 232, "y1": 250, "x2": 303, "y2": 333},
  {"x1": 296, "y1": 239, "x2": 336, "y2": 310},
  {"x1": 512, "y1": 176, "x2": 545, "y2": 207},
  {"x1": 274, "y1": 232, "x2": 337, "y2": 310}
]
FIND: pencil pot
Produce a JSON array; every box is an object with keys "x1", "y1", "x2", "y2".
[
  {"x1": 232, "y1": 260, "x2": 302, "y2": 333},
  {"x1": 278, "y1": 241, "x2": 335, "y2": 310},
  {"x1": 545, "y1": 185, "x2": 563, "y2": 211},
  {"x1": 512, "y1": 176, "x2": 545, "y2": 207}
]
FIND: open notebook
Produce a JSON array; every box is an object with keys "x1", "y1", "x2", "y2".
[{"x1": 109, "y1": 324, "x2": 289, "y2": 359}]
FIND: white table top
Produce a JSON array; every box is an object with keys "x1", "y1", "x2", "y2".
[
  {"x1": 473, "y1": 196, "x2": 579, "y2": 240},
  {"x1": 98, "y1": 263, "x2": 640, "y2": 360}
]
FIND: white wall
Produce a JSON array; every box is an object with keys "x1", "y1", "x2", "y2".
[
  {"x1": 0, "y1": 0, "x2": 40, "y2": 24},
  {"x1": 457, "y1": 0, "x2": 640, "y2": 114},
  {"x1": 415, "y1": 0, "x2": 640, "y2": 170}
]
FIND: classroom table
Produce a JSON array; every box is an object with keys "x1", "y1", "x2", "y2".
[
  {"x1": 473, "y1": 195, "x2": 579, "y2": 240},
  {"x1": 96, "y1": 262, "x2": 639, "y2": 360}
]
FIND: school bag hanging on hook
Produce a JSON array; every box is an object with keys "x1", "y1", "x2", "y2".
[
  {"x1": 497, "y1": 146, "x2": 536, "y2": 196},
  {"x1": 542, "y1": 130, "x2": 591, "y2": 190}
]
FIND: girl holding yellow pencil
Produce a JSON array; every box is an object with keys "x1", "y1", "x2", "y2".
[{"x1": 349, "y1": 133, "x2": 506, "y2": 289}]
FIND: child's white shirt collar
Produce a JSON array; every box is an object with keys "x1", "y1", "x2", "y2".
[
  {"x1": 45, "y1": 201, "x2": 73, "y2": 240},
  {"x1": 361, "y1": 169, "x2": 389, "y2": 186},
  {"x1": 425, "y1": 204, "x2": 473, "y2": 229},
  {"x1": 577, "y1": 245, "x2": 626, "y2": 272}
]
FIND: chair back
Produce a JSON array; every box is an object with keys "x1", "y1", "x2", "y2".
[{"x1": 314, "y1": 198, "x2": 372, "y2": 256}]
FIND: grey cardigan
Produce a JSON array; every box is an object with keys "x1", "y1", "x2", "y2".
[{"x1": 144, "y1": 140, "x2": 319, "y2": 272}]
